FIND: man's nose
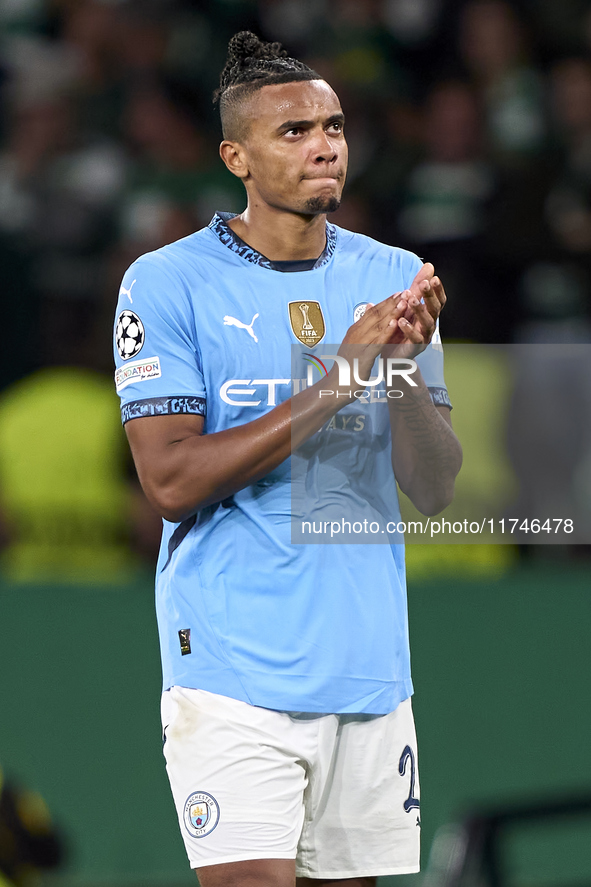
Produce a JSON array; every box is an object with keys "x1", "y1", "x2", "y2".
[{"x1": 312, "y1": 129, "x2": 338, "y2": 163}]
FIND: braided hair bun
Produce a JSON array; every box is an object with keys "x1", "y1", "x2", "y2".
[{"x1": 215, "y1": 31, "x2": 320, "y2": 107}]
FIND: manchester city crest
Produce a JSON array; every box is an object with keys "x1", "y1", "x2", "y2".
[
  {"x1": 183, "y1": 791, "x2": 220, "y2": 839},
  {"x1": 353, "y1": 302, "x2": 370, "y2": 322},
  {"x1": 288, "y1": 301, "x2": 325, "y2": 346}
]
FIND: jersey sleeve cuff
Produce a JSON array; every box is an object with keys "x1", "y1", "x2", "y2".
[
  {"x1": 121, "y1": 396, "x2": 206, "y2": 425},
  {"x1": 428, "y1": 387, "x2": 452, "y2": 409}
]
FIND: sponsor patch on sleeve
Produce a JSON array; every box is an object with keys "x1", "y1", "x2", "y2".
[{"x1": 115, "y1": 357, "x2": 161, "y2": 392}]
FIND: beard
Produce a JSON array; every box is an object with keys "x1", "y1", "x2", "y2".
[{"x1": 303, "y1": 195, "x2": 342, "y2": 214}]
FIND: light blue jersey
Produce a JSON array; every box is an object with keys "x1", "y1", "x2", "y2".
[{"x1": 113, "y1": 213, "x2": 450, "y2": 714}]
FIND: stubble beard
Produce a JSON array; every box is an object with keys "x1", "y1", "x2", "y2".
[{"x1": 303, "y1": 195, "x2": 342, "y2": 214}]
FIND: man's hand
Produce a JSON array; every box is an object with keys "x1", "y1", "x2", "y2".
[
  {"x1": 337, "y1": 291, "x2": 409, "y2": 383},
  {"x1": 390, "y1": 263, "x2": 446, "y2": 357},
  {"x1": 331, "y1": 263, "x2": 447, "y2": 393}
]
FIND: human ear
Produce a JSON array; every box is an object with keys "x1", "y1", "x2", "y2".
[{"x1": 219, "y1": 141, "x2": 249, "y2": 179}]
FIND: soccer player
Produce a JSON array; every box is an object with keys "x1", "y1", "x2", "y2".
[{"x1": 113, "y1": 31, "x2": 462, "y2": 887}]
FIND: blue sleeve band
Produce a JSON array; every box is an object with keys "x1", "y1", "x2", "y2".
[
  {"x1": 121, "y1": 396, "x2": 206, "y2": 425},
  {"x1": 428, "y1": 387, "x2": 452, "y2": 409}
]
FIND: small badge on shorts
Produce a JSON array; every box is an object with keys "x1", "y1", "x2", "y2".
[
  {"x1": 178, "y1": 629, "x2": 191, "y2": 656},
  {"x1": 183, "y1": 791, "x2": 220, "y2": 838}
]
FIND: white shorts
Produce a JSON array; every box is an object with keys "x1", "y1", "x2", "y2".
[{"x1": 161, "y1": 687, "x2": 421, "y2": 879}]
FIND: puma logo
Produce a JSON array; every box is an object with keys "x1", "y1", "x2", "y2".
[
  {"x1": 119, "y1": 279, "x2": 137, "y2": 303},
  {"x1": 223, "y1": 313, "x2": 259, "y2": 343}
]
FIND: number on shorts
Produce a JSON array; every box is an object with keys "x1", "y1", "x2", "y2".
[{"x1": 399, "y1": 745, "x2": 420, "y2": 812}]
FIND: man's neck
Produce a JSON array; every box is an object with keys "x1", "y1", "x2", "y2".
[{"x1": 228, "y1": 204, "x2": 327, "y2": 261}]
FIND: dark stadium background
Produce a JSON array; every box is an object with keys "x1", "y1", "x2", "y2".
[{"x1": 0, "y1": 1, "x2": 590, "y2": 886}]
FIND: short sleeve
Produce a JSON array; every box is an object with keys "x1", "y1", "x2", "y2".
[
  {"x1": 113, "y1": 255, "x2": 206, "y2": 424},
  {"x1": 401, "y1": 251, "x2": 452, "y2": 409},
  {"x1": 414, "y1": 323, "x2": 451, "y2": 408}
]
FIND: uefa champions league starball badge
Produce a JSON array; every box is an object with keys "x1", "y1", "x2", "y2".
[
  {"x1": 183, "y1": 791, "x2": 220, "y2": 838},
  {"x1": 115, "y1": 310, "x2": 145, "y2": 360}
]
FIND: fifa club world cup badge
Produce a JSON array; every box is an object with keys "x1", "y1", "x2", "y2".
[
  {"x1": 183, "y1": 791, "x2": 220, "y2": 839},
  {"x1": 288, "y1": 301, "x2": 325, "y2": 346}
]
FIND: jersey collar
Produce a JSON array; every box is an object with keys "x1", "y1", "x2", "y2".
[{"x1": 208, "y1": 212, "x2": 337, "y2": 271}]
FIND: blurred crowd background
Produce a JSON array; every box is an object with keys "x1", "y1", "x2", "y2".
[
  {"x1": 1, "y1": 0, "x2": 591, "y2": 580},
  {"x1": 2, "y1": 0, "x2": 591, "y2": 369}
]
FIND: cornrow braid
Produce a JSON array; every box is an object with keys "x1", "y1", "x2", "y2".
[{"x1": 215, "y1": 31, "x2": 322, "y2": 140}]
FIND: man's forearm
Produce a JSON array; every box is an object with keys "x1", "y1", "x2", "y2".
[
  {"x1": 129, "y1": 366, "x2": 351, "y2": 522},
  {"x1": 126, "y1": 294, "x2": 430, "y2": 523},
  {"x1": 388, "y1": 374, "x2": 462, "y2": 516}
]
